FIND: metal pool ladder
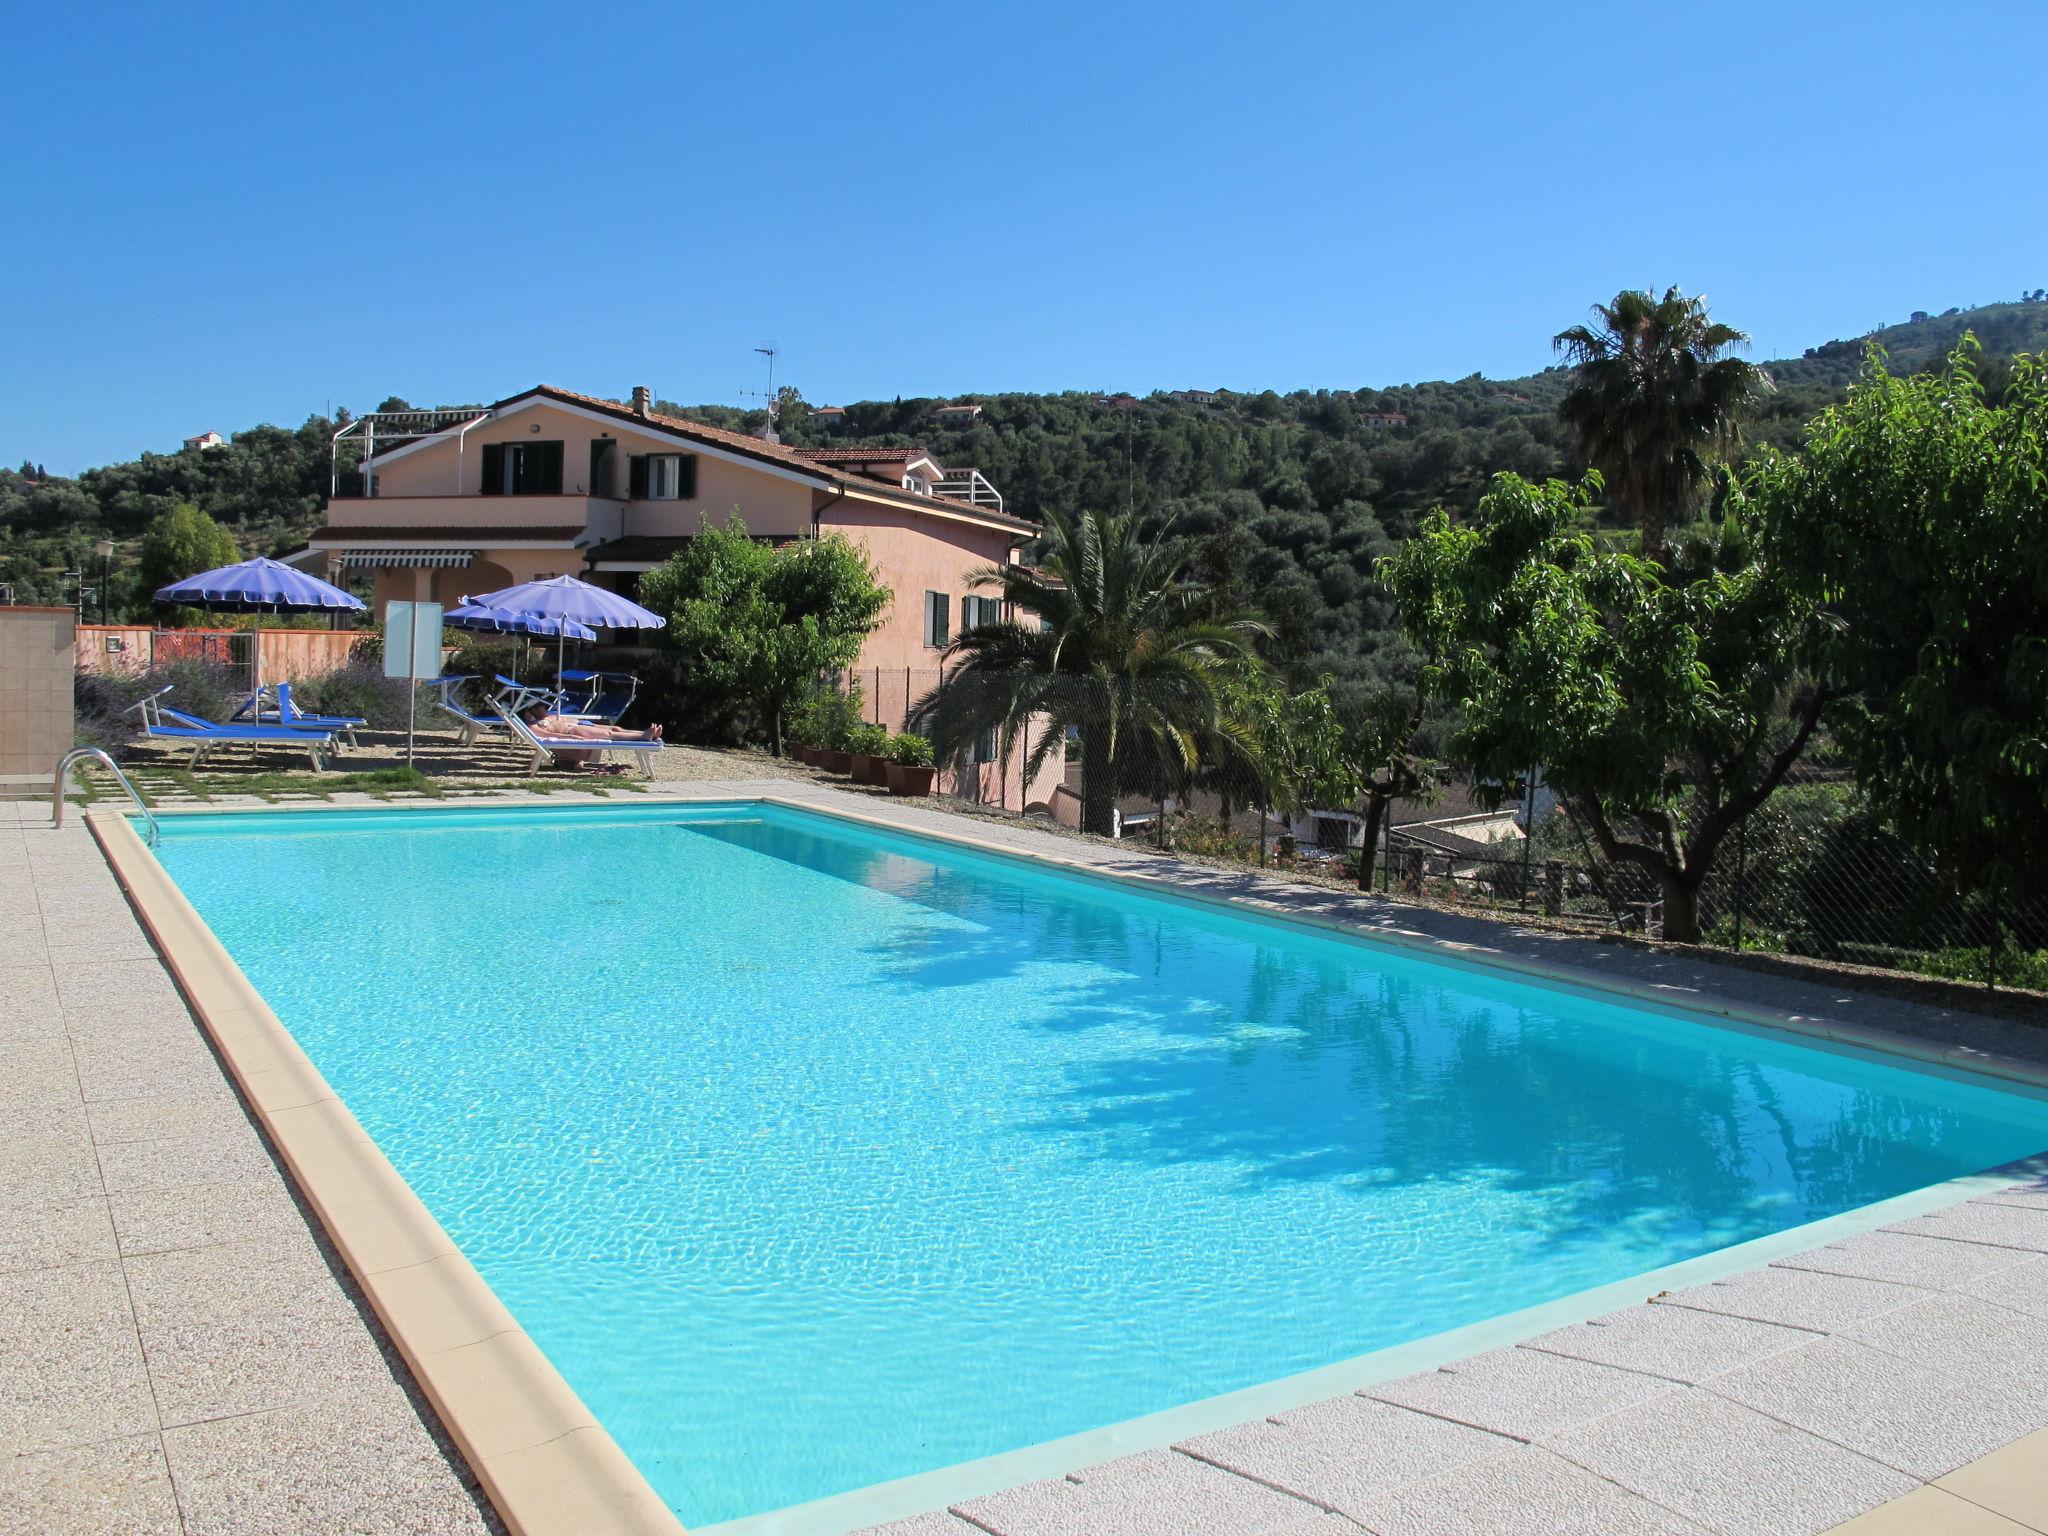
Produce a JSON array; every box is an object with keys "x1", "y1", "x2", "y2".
[{"x1": 52, "y1": 747, "x2": 160, "y2": 847}]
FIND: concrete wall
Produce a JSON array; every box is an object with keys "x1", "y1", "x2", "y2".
[
  {"x1": 0, "y1": 607, "x2": 76, "y2": 780},
  {"x1": 75, "y1": 626, "x2": 364, "y2": 683},
  {"x1": 821, "y1": 498, "x2": 1015, "y2": 676}
]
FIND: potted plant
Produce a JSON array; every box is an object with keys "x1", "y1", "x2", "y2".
[
  {"x1": 885, "y1": 732, "x2": 937, "y2": 796},
  {"x1": 847, "y1": 722, "x2": 892, "y2": 785},
  {"x1": 816, "y1": 731, "x2": 854, "y2": 775}
]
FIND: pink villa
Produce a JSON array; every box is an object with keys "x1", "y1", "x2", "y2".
[{"x1": 309, "y1": 385, "x2": 1061, "y2": 809}]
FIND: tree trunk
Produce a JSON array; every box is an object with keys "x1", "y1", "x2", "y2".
[
  {"x1": 1358, "y1": 792, "x2": 1389, "y2": 891},
  {"x1": 1659, "y1": 874, "x2": 1703, "y2": 944},
  {"x1": 1081, "y1": 733, "x2": 1115, "y2": 837}
]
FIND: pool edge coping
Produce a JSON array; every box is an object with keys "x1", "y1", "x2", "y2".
[
  {"x1": 88, "y1": 807, "x2": 690, "y2": 1536},
  {"x1": 96, "y1": 789, "x2": 2048, "y2": 1535}
]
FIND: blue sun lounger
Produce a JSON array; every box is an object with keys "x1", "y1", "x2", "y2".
[
  {"x1": 559, "y1": 670, "x2": 639, "y2": 725},
  {"x1": 132, "y1": 687, "x2": 335, "y2": 771},
  {"x1": 429, "y1": 675, "x2": 513, "y2": 744},
  {"x1": 232, "y1": 682, "x2": 363, "y2": 748}
]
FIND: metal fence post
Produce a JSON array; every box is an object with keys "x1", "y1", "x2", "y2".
[
  {"x1": 1518, "y1": 765, "x2": 1537, "y2": 912},
  {"x1": 1381, "y1": 802, "x2": 1392, "y2": 894},
  {"x1": 1259, "y1": 804, "x2": 1267, "y2": 867},
  {"x1": 1733, "y1": 823, "x2": 1747, "y2": 953}
]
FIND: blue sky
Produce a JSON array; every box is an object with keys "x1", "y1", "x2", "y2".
[{"x1": 6, "y1": 1, "x2": 2045, "y2": 474}]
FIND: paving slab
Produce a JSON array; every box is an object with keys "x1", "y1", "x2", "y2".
[
  {"x1": 1704, "y1": 1334, "x2": 2048, "y2": 1480},
  {"x1": 1976, "y1": 1169, "x2": 2048, "y2": 1212},
  {"x1": 952, "y1": 1448, "x2": 1319, "y2": 1536},
  {"x1": 1660, "y1": 1264, "x2": 1931, "y2": 1334},
  {"x1": 0, "y1": 1259, "x2": 158, "y2": 1456},
  {"x1": 1770, "y1": 1229, "x2": 2031, "y2": 1288},
  {"x1": 158, "y1": 1385, "x2": 499, "y2": 1536},
  {"x1": 1345, "y1": 1442, "x2": 1713, "y2": 1535},
  {"x1": 50, "y1": 958, "x2": 191, "y2": 1023},
  {"x1": 123, "y1": 1235, "x2": 400, "y2": 1426},
  {"x1": 1821, "y1": 1483, "x2": 2044, "y2": 1535},
  {"x1": 859, "y1": 1514, "x2": 993, "y2": 1536},
  {"x1": 105, "y1": 1174, "x2": 313, "y2": 1258},
  {"x1": 0, "y1": 1432, "x2": 182, "y2": 1536},
  {"x1": 94, "y1": 1122, "x2": 279, "y2": 1198},
  {"x1": 1885, "y1": 1200, "x2": 2048, "y2": 1254},
  {"x1": 0, "y1": 1199, "x2": 116, "y2": 1277},
  {"x1": 1841, "y1": 1293, "x2": 2048, "y2": 1401},
  {"x1": 83, "y1": 1091, "x2": 255, "y2": 1147},
  {"x1": 1544, "y1": 1390, "x2": 1918, "y2": 1536},
  {"x1": 1176, "y1": 1392, "x2": 1510, "y2": 1521},
  {"x1": 68, "y1": 1026, "x2": 225, "y2": 1105},
  {"x1": 0, "y1": 1036, "x2": 84, "y2": 1110},
  {"x1": 1933, "y1": 1427, "x2": 2048, "y2": 1532},
  {"x1": 1521, "y1": 1300, "x2": 1818, "y2": 1384},
  {"x1": 1363, "y1": 1345, "x2": 1678, "y2": 1441},
  {"x1": 0, "y1": 1127, "x2": 105, "y2": 1211},
  {"x1": 1954, "y1": 1255, "x2": 2048, "y2": 1321}
]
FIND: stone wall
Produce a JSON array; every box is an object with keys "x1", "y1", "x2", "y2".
[{"x1": 0, "y1": 607, "x2": 76, "y2": 781}]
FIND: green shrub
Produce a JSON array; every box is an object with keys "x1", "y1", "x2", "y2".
[
  {"x1": 889, "y1": 732, "x2": 934, "y2": 767},
  {"x1": 157, "y1": 658, "x2": 246, "y2": 726},
  {"x1": 292, "y1": 662, "x2": 420, "y2": 731},
  {"x1": 847, "y1": 722, "x2": 891, "y2": 756},
  {"x1": 788, "y1": 686, "x2": 865, "y2": 751}
]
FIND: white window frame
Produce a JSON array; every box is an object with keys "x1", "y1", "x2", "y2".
[
  {"x1": 924, "y1": 591, "x2": 950, "y2": 649},
  {"x1": 648, "y1": 454, "x2": 684, "y2": 500}
]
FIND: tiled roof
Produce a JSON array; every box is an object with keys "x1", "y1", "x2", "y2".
[
  {"x1": 309, "y1": 524, "x2": 588, "y2": 543},
  {"x1": 512, "y1": 386, "x2": 1031, "y2": 531},
  {"x1": 795, "y1": 447, "x2": 926, "y2": 464},
  {"x1": 584, "y1": 535, "x2": 693, "y2": 564}
]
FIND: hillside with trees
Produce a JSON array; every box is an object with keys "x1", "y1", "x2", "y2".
[{"x1": 7, "y1": 299, "x2": 2045, "y2": 686}]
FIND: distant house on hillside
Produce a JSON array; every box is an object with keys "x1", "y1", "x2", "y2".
[
  {"x1": 932, "y1": 403, "x2": 982, "y2": 425},
  {"x1": 183, "y1": 431, "x2": 226, "y2": 451},
  {"x1": 808, "y1": 405, "x2": 847, "y2": 424},
  {"x1": 1359, "y1": 411, "x2": 1409, "y2": 429},
  {"x1": 1168, "y1": 389, "x2": 1219, "y2": 405},
  {"x1": 1091, "y1": 393, "x2": 1138, "y2": 409}
]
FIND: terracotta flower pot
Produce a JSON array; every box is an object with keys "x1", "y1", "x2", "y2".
[
  {"x1": 887, "y1": 763, "x2": 936, "y2": 797},
  {"x1": 818, "y1": 749, "x2": 853, "y2": 775},
  {"x1": 789, "y1": 745, "x2": 813, "y2": 765},
  {"x1": 851, "y1": 752, "x2": 892, "y2": 786}
]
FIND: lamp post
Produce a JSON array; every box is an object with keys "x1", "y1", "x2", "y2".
[{"x1": 93, "y1": 539, "x2": 114, "y2": 624}]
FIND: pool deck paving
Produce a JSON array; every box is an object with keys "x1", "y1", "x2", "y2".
[{"x1": 3, "y1": 779, "x2": 2048, "y2": 1535}]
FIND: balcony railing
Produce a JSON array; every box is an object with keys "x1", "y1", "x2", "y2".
[{"x1": 935, "y1": 468, "x2": 1004, "y2": 513}]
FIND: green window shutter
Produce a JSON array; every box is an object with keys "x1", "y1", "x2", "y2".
[
  {"x1": 678, "y1": 454, "x2": 697, "y2": 499},
  {"x1": 535, "y1": 441, "x2": 564, "y2": 494},
  {"x1": 479, "y1": 443, "x2": 504, "y2": 495},
  {"x1": 629, "y1": 455, "x2": 649, "y2": 499}
]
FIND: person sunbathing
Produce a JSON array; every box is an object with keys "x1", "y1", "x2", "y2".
[
  {"x1": 525, "y1": 708, "x2": 662, "y2": 743},
  {"x1": 521, "y1": 707, "x2": 662, "y2": 771}
]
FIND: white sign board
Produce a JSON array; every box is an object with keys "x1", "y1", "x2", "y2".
[{"x1": 383, "y1": 601, "x2": 444, "y2": 682}]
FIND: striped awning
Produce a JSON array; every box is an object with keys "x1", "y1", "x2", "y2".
[{"x1": 331, "y1": 549, "x2": 476, "y2": 569}]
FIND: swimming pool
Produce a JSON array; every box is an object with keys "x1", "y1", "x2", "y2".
[{"x1": 152, "y1": 800, "x2": 2048, "y2": 1529}]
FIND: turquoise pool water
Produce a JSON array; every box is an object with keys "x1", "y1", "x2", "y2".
[{"x1": 154, "y1": 801, "x2": 2048, "y2": 1527}]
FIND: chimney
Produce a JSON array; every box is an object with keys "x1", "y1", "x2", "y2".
[{"x1": 631, "y1": 385, "x2": 652, "y2": 418}]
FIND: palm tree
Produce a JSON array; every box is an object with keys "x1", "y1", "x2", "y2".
[
  {"x1": 911, "y1": 506, "x2": 1269, "y2": 836},
  {"x1": 1554, "y1": 287, "x2": 1764, "y2": 559}
]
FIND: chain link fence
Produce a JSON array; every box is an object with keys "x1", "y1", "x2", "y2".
[{"x1": 815, "y1": 671, "x2": 2047, "y2": 993}]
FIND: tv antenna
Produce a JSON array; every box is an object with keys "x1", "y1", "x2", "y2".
[{"x1": 739, "y1": 345, "x2": 783, "y2": 441}]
